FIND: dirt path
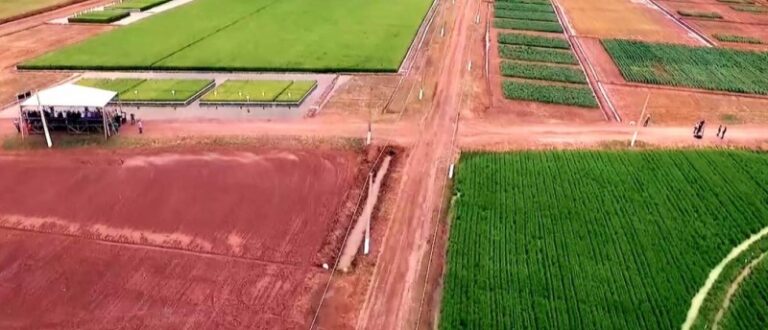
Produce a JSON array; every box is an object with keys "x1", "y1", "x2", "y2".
[
  {"x1": 712, "y1": 252, "x2": 768, "y2": 330},
  {"x1": 683, "y1": 226, "x2": 768, "y2": 330},
  {"x1": 353, "y1": 0, "x2": 471, "y2": 327}
]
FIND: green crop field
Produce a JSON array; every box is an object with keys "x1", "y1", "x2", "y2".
[
  {"x1": 495, "y1": 9, "x2": 558, "y2": 22},
  {"x1": 713, "y1": 34, "x2": 762, "y2": 44},
  {"x1": 719, "y1": 258, "x2": 768, "y2": 329},
  {"x1": 0, "y1": 0, "x2": 67, "y2": 20},
  {"x1": 677, "y1": 10, "x2": 723, "y2": 19},
  {"x1": 499, "y1": 33, "x2": 570, "y2": 49},
  {"x1": 501, "y1": 61, "x2": 586, "y2": 83},
  {"x1": 494, "y1": 18, "x2": 563, "y2": 33},
  {"x1": 499, "y1": 45, "x2": 577, "y2": 64},
  {"x1": 603, "y1": 39, "x2": 768, "y2": 95},
  {"x1": 76, "y1": 78, "x2": 145, "y2": 93},
  {"x1": 494, "y1": 2, "x2": 554, "y2": 13},
  {"x1": 201, "y1": 80, "x2": 315, "y2": 104},
  {"x1": 20, "y1": 0, "x2": 432, "y2": 72},
  {"x1": 110, "y1": 0, "x2": 171, "y2": 12},
  {"x1": 502, "y1": 80, "x2": 596, "y2": 107},
  {"x1": 441, "y1": 150, "x2": 768, "y2": 329},
  {"x1": 118, "y1": 79, "x2": 212, "y2": 102}
]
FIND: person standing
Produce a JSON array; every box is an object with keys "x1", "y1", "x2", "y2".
[
  {"x1": 12, "y1": 119, "x2": 20, "y2": 133},
  {"x1": 721, "y1": 126, "x2": 727, "y2": 140},
  {"x1": 717, "y1": 125, "x2": 722, "y2": 137},
  {"x1": 138, "y1": 120, "x2": 143, "y2": 135}
]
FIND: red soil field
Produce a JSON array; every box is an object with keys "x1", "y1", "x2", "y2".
[
  {"x1": 688, "y1": 16, "x2": 768, "y2": 50},
  {"x1": 659, "y1": 1, "x2": 768, "y2": 24},
  {"x1": 0, "y1": 146, "x2": 369, "y2": 328}
]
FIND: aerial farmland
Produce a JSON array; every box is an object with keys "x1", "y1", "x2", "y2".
[{"x1": 0, "y1": 0, "x2": 767, "y2": 328}]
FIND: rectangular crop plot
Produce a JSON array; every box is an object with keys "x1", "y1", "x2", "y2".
[
  {"x1": 603, "y1": 39, "x2": 768, "y2": 95},
  {"x1": 21, "y1": 0, "x2": 433, "y2": 72},
  {"x1": 499, "y1": 45, "x2": 577, "y2": 64},
  {"x1": 502, "y1": 80, "x2": 597, "y2": 107},
  {"x1": 441, "y1": 150, "x2": 768, "y2": 329},
  {"x1": 494, "y1": 18, "x2": 563, "y2": 33},
  {"x1": 501, "y1": 61, "x2": 586, "y2": 83},
  {"x1": 75, "y1": 78, "x2": 146, "y2": 93},
  {"x1": 201, "y1": 80, "x2": 317, "y2": 105},
  {"x1": 677, "y1": 10, "x2": 723, "y2": 19},
  {"x1": 714, "y1": 34, "x2": 763, "y2": 44},
  {"x1": 495, "y1": 9, "x2": 558, "y2": 22},
  {"x1": 494, "y1": 2, "x2": 554, "y2": 13},
  {"x1": 499, "y1": 33, "x2": 570, "y2": 49},
  {"x1": 110, "y1": 0, "x2": 172, "y2": 12},
  {"x1": 68, "y1": 9, "x2": 130, "y2": 24},
  {"x1": 118, "y1": 79, "x2": 213, "y2": 102}
]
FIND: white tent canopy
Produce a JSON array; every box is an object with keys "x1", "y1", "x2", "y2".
[{"x1": 21, "y1": 84, "x2": 116, "y2": 108}]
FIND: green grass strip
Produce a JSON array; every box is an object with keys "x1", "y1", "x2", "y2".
[
  {"x1": 68, "y1": 9, "x2": 130, "y2": 23},
  {"x1": 677, "y1": 10, "x2": 723, "y2": 19},
  {"x1": 495, "y1": 9, "x2": 558, "y2": 22},
  {"x1": 494, "y1": 18, "x2": 563, "y2": 33},
  {"x1": 502, "y1": 80, "x2": 597, "y2": 107},
  {"x1": 501, "y1": 61, "x2": 586, "y2": 84},
  {"x1": 202, "y1": 80, "x2": 292, "y2": 102},
  {"x1": 118, "y1": 79, "x2": 213, "y2": 102},
  {"x1": 496, "y1": 0, "x2": 551, "y2": 4},
  {"x1": 274, "y1": 80, "x2": 317, "y2": 103},
  {"x1": 499, "y1": 32, "x2": 569, "y2": 49},
  {"x1": 717, "y1": 0, "x2": 754, "y2": 3},
  {"x1": 110, "y1": 0, "x2": 172, "y2": 11},
  {"x1": 494, "y1": 2, "x2": 554, "y2": 13},
  {"x1": 76, "y1": 78, "x2": 146, "y2": 94},
  {"x1": 729, "y1": 4, "x2": 768, "y2": 13},
  {"x1": 499, "y1": 45, "x2": 577, "y2": 64},
  {"x1": 714, "y1": 34, "x2": 763, "y2": 44}
]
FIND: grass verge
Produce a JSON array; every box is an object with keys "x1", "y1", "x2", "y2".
[{"x1": 68, "y1": 9, "x2": 129, "y2": 23}]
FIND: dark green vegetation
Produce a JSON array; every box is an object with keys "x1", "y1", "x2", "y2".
[
  {"x1": 502, "y1": 81, "x2": 597, "y2": 107},
  {"x1": 717, "y1": 0, "x2": 753, "y2": 4},
  {"x1": 494, "y1": 2, "x2": 554, "y2": 13},
  {"x1": 67, "y1": 9, "x2": 130, "y2": 23},
  {"x1": 719, "y1": 257, "x2": 768, "y2": 330},
  {"x1": 441, "y1": 150, "x2": 768, "y2": 329},
  {"x1": 201, "y1": 80, "x2": 316, "y2": 104},
  {"x1": 110, "y1": 0, "x2": 171, "y2": 11},
  {"x1": 76, "y1": 78, "x2": 213, "y2": 102},
  {"x1": 501, "y1": 62, "x2": 586, "y2": 83},
  {"x1": 729, "y1": 4, "x2": 768, "y2": 13},
  {"x1": 714, "y1": 34, "x2": 762, "y2": 44},
  {"x1": 495, "y1": 9, "x2": 558, "y2": 22},
  {"x1": 496, "y1": 0, "x2": 550, "y2": 3},
  {"x1": 499, "y1": 45, "x2": 577, "y2": 64},
  {"x1": 22, "y1": 0, "x2": 432, "y2": 72},
  {"x1": 677, "y1": 10, "x2": 723, "y2": 19},
  {"x1": 499, "y1": 33, "x2": 570, "y2": 49},
  {"x1": 494, "y1": 18, "x2": 563, "y2": 33},
  {"x1": 602, "y1": 39, "x2": 768, "y2": 95},
  {"x1": 691, "y1": 238, "x2": 768, "y2": 330}
]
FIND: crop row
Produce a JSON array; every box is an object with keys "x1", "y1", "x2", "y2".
[
  {"x1": 495, "y1": 9, "x2": 558, "y2": 22},
  {"x1": 730, "y1": 4, "x2": 768, "y2": 13},
  {"x1": 502, "y1": 80, "x2": 596, "y2": 107},
  {"x1": 713, "y1": 34, "x2": 762, "y2": 44},
  {"x1": 499, "y1": 45, "x2": 577, "y2": 64},
  {"x1": 440, "y1": 150, "x2": 768, "y2": 329},
  {"x1": 602, "y1": 39, "x2": 768, "y2": 95},
  {"x1": 501, "y1": 61, "x2": 586, "y2": 83},
  {"x1": 494, "y1": 2, "x2": 554, "y2": 13},
  {"x1": 494, "y1": 18, "x2": 563, "y2": 33},
  {"x1": 499, "y1": 33, "x2": 570, "y2": 49},
  {"x1": 677, "y1": 10, "x2": 723, "y2": 19}
]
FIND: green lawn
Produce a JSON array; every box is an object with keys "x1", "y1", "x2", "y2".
[
  {"x1": 0, "y1": 0, "x2": 67, "y2": 20},
  {"x1": 118, "y1": 79, "x2": 213, "y2": 102},
  {"x1": 202, "y1": 80, "x2": 292, "y2": 102},
  {"x1": 441, "y1": 150, "x2": 768, "y2": 329},
  {"x1": 20, "y1": 0, "x2": 432, "y2": 72}
]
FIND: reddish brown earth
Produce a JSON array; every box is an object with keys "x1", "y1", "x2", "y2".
[
  {"x1": 0, "y1": 146, "x2": 372, "y2": 328},
  {"x1": 659, "y1": 1, "x2": 768, "y2": 25},
  {"x1": 686, "y1": 11, "x2": 768, "y2": 50}
]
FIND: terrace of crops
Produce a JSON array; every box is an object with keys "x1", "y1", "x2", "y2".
[
  {"x1": 441, "y1": 150, "x2": 768, "y2": 329},
  {"x1": 19, "y1": 0, "x2": 433, "y2": 72},
  {"x1": 603, "y1": 39, "x2": 768, "y2": 95},
  {"x1": 494, "y1": 0, "x2": 598, "y2": 108}
]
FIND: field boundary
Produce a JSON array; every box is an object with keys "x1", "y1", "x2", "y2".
[
  {"x1": 399, "y1": 0, "x2": 441, "y2": 74},
  {"x1": 645, "y1": 0, "x2": 716, "y2": 46}
]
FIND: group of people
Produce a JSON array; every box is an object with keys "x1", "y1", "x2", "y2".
[{"x1": 693, "y1": 120, "x2": 727, "y2": 140}]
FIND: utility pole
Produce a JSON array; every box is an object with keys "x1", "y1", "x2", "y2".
[{"x1": 631, "y1": 93, "x2": 651, "y2": 147}]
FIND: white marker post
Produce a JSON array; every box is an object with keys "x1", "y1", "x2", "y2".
[
  {"x1": 448, "y1": 163, "x2": 455, "y2": 179},
  {"x1": 366, "y1": 122, "x2": 372, "y2": 145},
  {"x1": 630, "y1": 93, "x2": 651, "y2": 147},
  {"x1": 36, "y1": 93, "x2": 52, "y2": 148},
  {"x1": 363, "y1": 173, "x2": 373, "y2": 255},
  {"x1": 419, "y1": 88, "x2": 424, "y2": 100}
]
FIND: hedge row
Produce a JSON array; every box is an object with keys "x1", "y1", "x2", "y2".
[
  {"x1": 495, "y1": 9, "x2": 558, "y2": 22},
  {"x1": 498, "y1": 32, "x2": 570, "y2": 49},
  {"x1": 494, "y1": 18, "x2": 563, "y2": 33},
  {"x1": 501, "y1": 61, "x2": 586, "y2": 84},
  {"x1": 502, "y1": 80, "x2": 597, "y2": 107},
  {"x1": 499, "y1": 45, "x2": 577, "y2": 64}
]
